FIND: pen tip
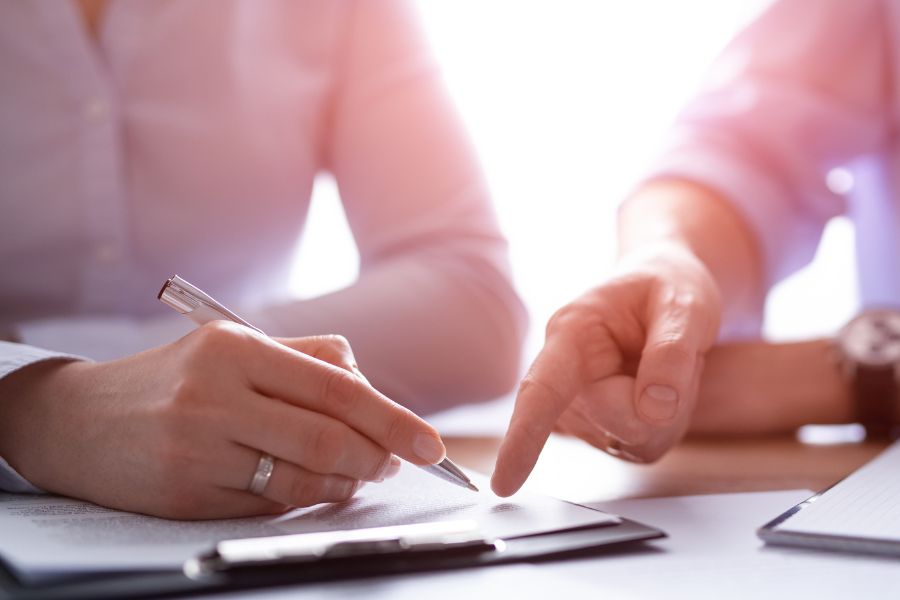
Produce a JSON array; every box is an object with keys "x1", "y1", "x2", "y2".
[{"x1": 466, "y1": 482, "x2": 480, "y2": 492}]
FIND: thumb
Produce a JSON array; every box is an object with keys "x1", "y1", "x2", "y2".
[{"x1": 634, "y1": 291, "x2": 713, "y2": 426}]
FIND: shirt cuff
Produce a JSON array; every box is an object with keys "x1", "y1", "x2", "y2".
[
  {"x1": 13, "y1": 315, "x2": 194, "y2": 362},
  {"x1": 0, "y1": 456, "x2": 43, "y2": 494},
  {"x1": 0, "y1": 341, "x2": 86, "y2": 380}
]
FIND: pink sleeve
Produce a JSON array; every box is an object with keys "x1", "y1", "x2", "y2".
[
  {"x1": 647, "y1": 0, "x2": 892, "y2": 287},
  {"x1": 260, "y1": 0, "x2": 527, "y2": 413}
]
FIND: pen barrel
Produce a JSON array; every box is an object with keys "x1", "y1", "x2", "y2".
[
  {"x1": 159, "y1": 275, "x2": 264, "y2": 334},
  {"x1": 183, "y1": 303, "x2": 246, "y2": 329}
]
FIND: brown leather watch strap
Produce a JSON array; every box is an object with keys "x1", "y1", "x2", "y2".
[{"x1": 854, "y1": 365, "x2": 898, "y2": 439}]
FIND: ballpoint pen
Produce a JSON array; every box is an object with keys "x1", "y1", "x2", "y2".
[{"x1": 158, "y1": 274, "x2": 479, "y2": 492}]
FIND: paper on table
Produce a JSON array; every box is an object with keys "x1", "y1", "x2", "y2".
[{"x1": 0, "y1": 463, "x2": 616, "y2": 583}]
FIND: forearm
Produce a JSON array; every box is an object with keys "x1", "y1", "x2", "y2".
[
  {"x1": 257, "y1": 254, "x2": 526, "y2": 415},
  {"x1": 619, "y1": 179, "x2": 766, "y2": 334},
  {"x1": 690, "y1": 339, "x2": 853, "y2": 435}
]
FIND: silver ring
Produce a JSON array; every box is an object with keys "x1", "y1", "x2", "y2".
[
  {"x1": 602, "y1": 432, "x2": 645, "y2": 464},
  {"x1": 248, "y1": 453, "x2": 275, "y2": 496},
  {"x1": 603, "y1": 432, "x2": 624, "y2": 457}
]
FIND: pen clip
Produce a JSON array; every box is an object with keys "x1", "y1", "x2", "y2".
[{"x1": 158, "y1": 275, "x2": 263, "y2": 334}]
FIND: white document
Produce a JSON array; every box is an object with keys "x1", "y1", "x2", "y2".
[
  {"x1": 771, "y1": 440, "x2": 900, "y2": 539},
  {"x1": 546, "y1": 489, "x2": 900, "y2": 600},
  {"x1": 0, "y1": 463, "x2": 615, "y2": 583}
]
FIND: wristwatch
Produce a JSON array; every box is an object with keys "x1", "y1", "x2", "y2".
[{"x1": 837, "y1": 308, "x2": 900, "y2": 439}]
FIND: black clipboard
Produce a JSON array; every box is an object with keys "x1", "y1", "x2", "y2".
[{"x1": 1, "y1": 517, "x2": 664, "y2": 599}]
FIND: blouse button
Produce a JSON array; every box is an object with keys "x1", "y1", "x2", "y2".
[
  {"x1": 95, "y1": 242, "x2": 121, "y2": 265},
  {"x1": 84, "y1": 97, "x2": 110, "y2": 121}
]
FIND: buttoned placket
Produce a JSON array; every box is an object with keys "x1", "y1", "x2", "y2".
[{"x1": 36, "y1": 1, "x2": 135, "y2": 314}]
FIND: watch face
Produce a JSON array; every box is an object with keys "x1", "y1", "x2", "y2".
[{"x1": 841, "y1": 309, "x2": 900, "y2": 366}]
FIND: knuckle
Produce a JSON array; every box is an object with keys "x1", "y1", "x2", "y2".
[
  {"x1": 170, "y1": 375, "x2": 204, "y2": 409},
  {"x1": 195, "y1": 319, "x2": 238, "y2": 343},
  {"x1": 307, "y1": 423, "x2": 346, "y2": 470},
  {"x1": 383, "y1": 410, "x2": 410, "y2": 449},
  {"x1": 644, "y1": 336, "x2": 694, "y2": 366},
  {"x1": 161, "y1": 377, "x2": 211, "y2": 430},
  {"x1": 518, "y1": 374, "x2": 567, "y2": 411},
  {"x1": 546, "y1": 302, "x2": 589, "y2": 335},
  {"x1": 324, "y1": 334, "x2": 352, "y2": 353},
  {"x1": 658, "y1": 286, "x2": 704, "y2": 317},
  {"x1": 544, "y1": 302, "x2": 625, "y2": 372},
  {"x1": 185, "y1": 320, "x2": 250, "y2": 360},
  {"x1": 314, "y1": 335, "x2": 356, "y2": 371},
  {"x1": 321, "y1": 368, "x2": 361, "y2": 414}
]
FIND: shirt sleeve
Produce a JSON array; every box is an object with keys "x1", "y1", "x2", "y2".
[
  {"x1": 13, "y1": 315, "x2": 194, "y2": 363},
  {"x1": 255, "y1": 0, "x2": 528, "y2": 414},
  {"x1": 645, "y1": 0, "x2": 893, "y2": 288},
  {"x1": 0, "y1": 341, "x2": 86, "y2": 493}
]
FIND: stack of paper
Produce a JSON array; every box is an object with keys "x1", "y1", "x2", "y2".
[{"x1": 0, "y1": 463, "x2": 616, "y2": 583}]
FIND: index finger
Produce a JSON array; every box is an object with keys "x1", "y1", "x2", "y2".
[
  {"x1": 240, "y1": 333, "x2": 446, "y2": 467},
  {"x1": 490, "y1": 334, "x2": 583, "y2": 497}
]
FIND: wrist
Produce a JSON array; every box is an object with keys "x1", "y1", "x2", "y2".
[
  {"x1": 694, "y1": 339, "x2": 851, "y2": 435},
  {"x1": 620, "y1": 179, "x2": 764, "y2": 324},
  {"x1": 776, "y1": 339, "x2": 852, "y2": 426},
  {"x1": 618, "y1": 182, "x2": 702, "y2": 261},
  {"x1": 0, "y1": 359, "x2": 90, "y2": 483}
]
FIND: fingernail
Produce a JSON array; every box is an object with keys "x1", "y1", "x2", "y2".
[
  {"x1": 413, "y1": 433, "x2": 446, "y2": 464},
  {"x1": 639, "y1": 384, "x2": 679, "y2": 421}
]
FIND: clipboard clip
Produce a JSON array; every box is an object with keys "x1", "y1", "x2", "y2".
[{"x1": 184, "y1": 520, "x2": 504, "y2": 579}]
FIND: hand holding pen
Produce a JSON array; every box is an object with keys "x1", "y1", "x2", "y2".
[
  {"x1": 0, "y1": 276, "x2": 474, "y2": 522},
  {"x1": 159, "y1": 276, "x2": 478, "y2": 496}
]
